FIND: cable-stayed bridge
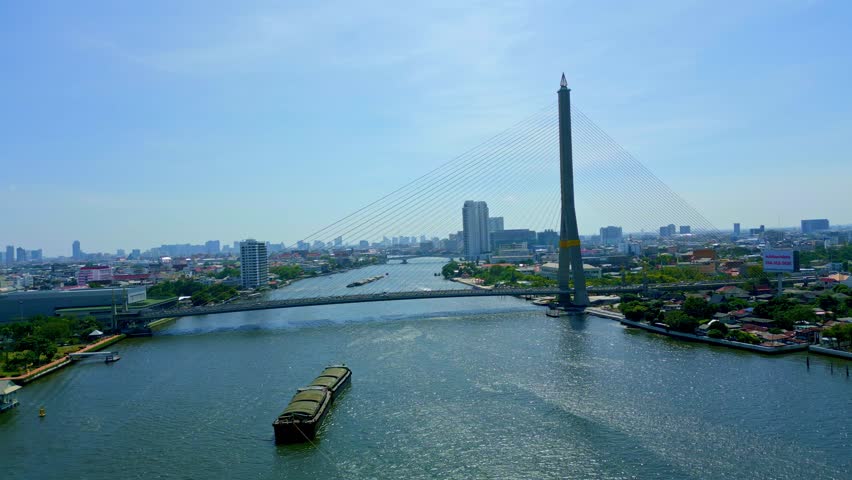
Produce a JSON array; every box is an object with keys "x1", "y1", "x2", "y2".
[{"x1": 128, "y1": 75, "x2": 728, "y2": 324}]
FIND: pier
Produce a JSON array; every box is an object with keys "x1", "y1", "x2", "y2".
[{"x1": 69, "y1": 351, "x2": 120, "y2": 362}]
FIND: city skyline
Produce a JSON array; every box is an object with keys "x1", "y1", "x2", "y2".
[{"x1": 2, "y1": 2, "x2": 852, "y2": 255}]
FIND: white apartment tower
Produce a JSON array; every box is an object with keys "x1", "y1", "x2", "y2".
[
  {"x1": 463, "y1": 200, "x2": 490, "y2": 260},
  {"x1": 240, "y1": 239, "x2": 269, "y2": 289}
]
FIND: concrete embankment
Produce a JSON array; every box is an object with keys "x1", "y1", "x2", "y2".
[
  {"x1": 0, "y1": 334, "x2": 127, "y2": 385},
  {"x1": 147, "y1": 317, "x2": 177, "y2": 329},
  {"x1": 450, "y1": 278, "x2": 492, "y2": 290},
  {"x1": 618, "y1": 318, "x2": 807, "y2": 354},
  {"x1": 809, "y1": 345, "x2": 852, "y2": 360},
  {"x1": 584, "y1": 307, "x2": 625, "y2": 321}
]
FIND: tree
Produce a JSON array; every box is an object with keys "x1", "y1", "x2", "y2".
[
  {"x1": 442, "y1": 261, "x2": 460, "y2": 279},
  {"x1": 683, "y1": 297, "x2": 715, "y2": 320},
  {"x1": 620, "y1": 302, "x2": 649, "y2": 321},
  {"x1": 817, "y1": 294, "x2": 840, "y2": 315},
  {"x1": 665, "y1": 311, "x2": 699, "y2": 333},
  {"x1": 729, "y1": 330, "x2": 760, "y2": 345},
  {"x1": 707, "y1": 329, "x2": 724, "y2": 339},
  {"x1": 774, "y1": 305, "x2": 817, "y2": 330}
]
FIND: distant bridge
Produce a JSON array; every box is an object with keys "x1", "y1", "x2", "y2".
[
  {"x1": 385, "y1": 254, "x2": 456, "y2": 263},
  {"x1": 123, "y1": 278, "x2": 792, "y2": 323}
]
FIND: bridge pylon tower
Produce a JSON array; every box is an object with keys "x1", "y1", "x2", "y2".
[{"x1": 557, "y1": 73, "x2": 589, "y2": 307}]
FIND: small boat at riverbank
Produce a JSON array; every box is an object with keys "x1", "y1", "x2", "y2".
[{"x1": 346, "y1": 275, "x2": 384, "y2": 288}]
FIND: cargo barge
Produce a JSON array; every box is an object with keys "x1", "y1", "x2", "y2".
[
  {"x1": 346, "y1": 275, "x2": 385, "y2": 288},
  {"x1": 273, "y1": 365, "x2": 352, "y2": 444},
  {"x1": 308, "y1": 365, "x2": 352, "y2": 399}
]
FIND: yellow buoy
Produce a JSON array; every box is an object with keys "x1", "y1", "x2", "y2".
[{"x1": 39, "y1": 407, "x2": 46, "y2": 417}]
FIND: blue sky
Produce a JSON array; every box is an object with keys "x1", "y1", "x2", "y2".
[{"x1": 2, "y1": 1, "x2": 851, "y2": 256}]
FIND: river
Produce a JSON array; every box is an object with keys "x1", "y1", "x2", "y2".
[{"x1": 0, "y1": 258, "x2": 849, "y2": 479}]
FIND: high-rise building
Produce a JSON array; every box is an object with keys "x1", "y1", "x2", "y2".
[
  {"x1": 679, "y1": 225, "x2": 691, "y2": 234},
  {"x1": 463, "y1": 200, "x2": 490, "y2": 260},
  {"x1": 801, "y1": 219, "x2": 830, "y2": 234},
  {"x1": 5, "y1": 245, "x2": 14, "y2": 265},
  {"x1": 537, "y1": 229, "x2": 559, "y2": 248},
  {"x1": 659, "y1": 225, "x2": 676, "y2": 237},
  {"x1": 488, "y1": 217, "x2": 505, "y2": 233},
  {"x1": 205, "y1": 240, "x2": 221, "y2": 255},
  {"x1": 30, "y1": 249, "x2": 43, "y2": 262},
  {"x1": 599, "y1": 226, "x2": 623, "y2": 245},
  {"x1": 240, "y1": 239, "x2": 269, "y2": 289},
  {"x1": 116, "y1": 249, "x2": 126, "y2": 257},
  {"x1": 16, "y1": 247, "x2": 27, "y2": 263},
  {"x1": 358, "y1": 240, "x2": 369, "y2": 249},
  {"x1": 72, "y1": 240, "x2": 82, "y2": 259},
  {"x1": 733, "y1": 223, "x2": 741, "y2": 237}
]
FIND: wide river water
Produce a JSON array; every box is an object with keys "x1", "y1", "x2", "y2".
[{"x1": 0, "y1": 258, "x2": 849, "y2": 479}]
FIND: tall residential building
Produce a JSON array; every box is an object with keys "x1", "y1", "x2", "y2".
[
  {"x1": 5, "y1": 245, "x2": 13, "y2": 265},
  {"x1": 801, "y1": 219, "x2": 830, "y2": 234},
  {"x1": 240, "y1": 239, "x2": 269, "y2": 289},
  {"x1": 205, "y1": 240, "x2": 221, "y2": 255},
  {"x1": 659, "y1": 225, "x2": 676, "y2": 237},
  {"x1": 463, "y1": 201, "x2": 490, "y2": 260},
  {"x1": 599, "y1": 226, "x2": 623, "y2": 245},
  {"x1": 16, "y1": 247, "x2": 27, "y2": 263},
  {"x1": 488, "y1": 217, "x2": 505, "y2": 233},
  {"x1": 72, "y1": 240, "x2": 82, "y2": 259},
  {"x1": 334, "y1": 236, "x2": 343, "y2": 247},
  {"x1": 30, "y1": 249, "x2": 43, "y2": 262},
  {"x1": 679, "y1": 225, "x2": 691, "y2": 234},
  {"x1": 733, "y1": 223, "x2": 741, "y2": 237}
]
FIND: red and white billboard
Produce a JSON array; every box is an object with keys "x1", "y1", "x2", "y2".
[{"x1": 762, "y1": 250, "x2": 800, "y2": 273}]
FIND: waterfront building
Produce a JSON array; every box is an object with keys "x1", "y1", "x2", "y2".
[
  {"x1": 489, "y1": 242, "x2": 532, "y2": 263},
  {"x1": 488, "y1": 216, "x2": 504, "y2": 233},
  {"x1": 490, "y1": 229, "x2": 536, "y2": 252},
  {"x1": 801, "y1": 219, "x2": 830, "y2": 234},
  {"x1": 0, "y1": 287, "x2": 146, "y2": 322},
  {"x1": 0, "y1": 380, "x2": 22, "y2": 412},
  {"x1": 599, "y1": 226, "x2": 623, "y2": 245},
  {"x1": 463, "y1": 200, "x2": 490, "y2": 260},
  {"x1": 240, "y1": 239, "x2": 269, "y2": 289},
  {"x1": 77, "y1": 265, "x2": 113, "y2": 285}
]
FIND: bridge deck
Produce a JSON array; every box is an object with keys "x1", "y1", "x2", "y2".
[{"x1": 123, "y1": 278, "x2": 801, "y2": 323}]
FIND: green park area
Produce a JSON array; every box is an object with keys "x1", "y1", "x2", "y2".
[
  {"x1": 147, "y1": 279, "x2": 239, "y2": 306},
  {"x1": 0, "y1": 315, "x2": 102, "y2": 377}
]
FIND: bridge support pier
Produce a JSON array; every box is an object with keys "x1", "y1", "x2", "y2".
[{"x1": 557, "y1": 73, "x2": 589, "y2": 309}]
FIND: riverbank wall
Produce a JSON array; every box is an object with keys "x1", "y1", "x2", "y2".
[
  {"x1": 809, "y1": 345, "x2": 852, "y2": 360},
  {"x1": 617, "y1": 317, "x2": 807, "y2": 354},
  {"x1": 450, "y1": 278, "x2": 492, "y2": 290}
]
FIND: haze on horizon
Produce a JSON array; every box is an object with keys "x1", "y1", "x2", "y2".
[{"x1": 2, "y1": 1, "x2": 851, "y2": 257}]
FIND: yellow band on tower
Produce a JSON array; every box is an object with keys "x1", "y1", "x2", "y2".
[{"x1": 559, "y1": 239, "x2": 581, "y2": 248}]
